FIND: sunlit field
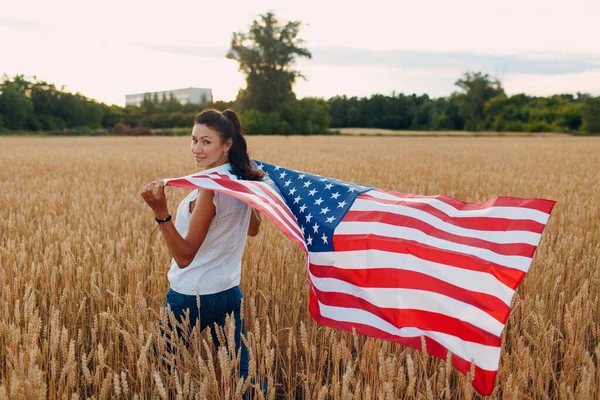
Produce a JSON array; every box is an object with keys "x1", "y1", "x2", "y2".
[
  {"x1": 334, "y1": 128, "x2": 569, "y2": 137},
  {"x1": 1, "y1": 135, "x2": 599, "y2": 399}
]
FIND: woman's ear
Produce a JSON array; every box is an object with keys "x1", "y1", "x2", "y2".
[{"x1": 225, "y1": 138, "x2": 233, "y2": 152}]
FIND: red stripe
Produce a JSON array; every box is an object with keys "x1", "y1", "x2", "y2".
[
  {"x1": 375, "y1": 188, "x2": 556, "y2": 214},
  {"x1": 164, "y1": 178, "x2": 203, "y2": 190},
  {"x1": 360, "y1": 193, "x2": 546, "y2": 233},
  {"x1": 212, "y1": 178, "x2": 296, "y2": 223},
  {"x1": 165, "y1": 177, "x2": 304, "y2": 247},
  {"x1": 209, "y1": 178, "x2": 303, "y2": 239},
  {"x1": 344, "y1": 210, "x2": 537, "y2": 257},
  {"x1": 189, "y1": 172, "x2": 232, "y2": 180},
  {"x1": 186, "y1": 172, "x2": 293, "y2": 225},
  {"x1": 332, "y1": 234, "x2": 526, "y2": 290},
  {"x1": 308, "y1": 291, "x2": 497, "y2": 395},
  {"x1": 311, "y1": 285, "x2": 501, "y2": 346},
  {"x1": 309, "y1": 263, "x2": 510, "y2": 323},
  {"x1": 210, "y1": 172, "x2": 232, "y2": 180}
]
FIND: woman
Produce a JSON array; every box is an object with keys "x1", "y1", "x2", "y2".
[{"x1": 139, "y1": 108, "x2": 264, "y2": 384}]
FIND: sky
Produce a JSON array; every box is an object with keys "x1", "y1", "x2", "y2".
[{"x1": 2, "y1": 0, "x2": 600, "y2": 106}]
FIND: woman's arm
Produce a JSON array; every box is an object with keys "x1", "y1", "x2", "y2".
[
  {"x1": 247, "y1": 208, "x2": 261, "y2": 237},
  {"x1": 140, "y1": 182, "x2": 215, "y2": 268}
]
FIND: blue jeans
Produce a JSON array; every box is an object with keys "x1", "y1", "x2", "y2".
[{"x1": 161, "y1": 286, "x2": 249, "y2": 379}]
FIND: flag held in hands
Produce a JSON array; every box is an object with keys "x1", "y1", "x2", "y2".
[{"x1": 163, "y1": 161, "x2": 556, "y2": 395}]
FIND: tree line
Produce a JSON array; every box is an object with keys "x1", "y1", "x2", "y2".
[
  {"x1": 1, "y1": 71, "x2": 598, "y2": 136},
  {"x1": 1, "y1": 12, "x2": 599, "y2": 135},
  {"x1": 330, "y1": 72, "x2": 600, "y2": 134}
]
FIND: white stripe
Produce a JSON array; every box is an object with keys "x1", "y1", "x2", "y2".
[
  {"x1": 208, "y1": 179, "x2": 307, "y2": 248},
  {"x1": 352, "y1": 198, "x2": 542, "y2": 246},
  {"x1": 336, "y1": 221, "x2": 533, "y2": 271},
  {"x1": 210, "y1": 181, "x2": 304, "y2": 243},
  {"x1": 309, "y1": 250, "x2": 514, "y2": 306},
  {"x1": 317, "y1": 301, "x2": 501, "y2": 371},
  {"x1": 167, "y1": 176, "x2": 306, "y2": 245},
  {"x1": 241, "y1": 178, "x2": 304, "y2": 233},
  {"x1": 367, "y1": 190, "x2": 550, "y2": 224},
  {"x1": 309, "y1": 271, "x2": 505, "y2": 337}
]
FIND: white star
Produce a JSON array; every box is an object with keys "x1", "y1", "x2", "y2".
[
  {"x1": 308, "y1": 188, "x2": 317, "y2": 196},
  {"x1": 299, "y1": 204, "x2": 307, "y2": 213},
  {"x1": 264, "y1": 171, "x2": 270, "y2": 176},
  {"x1": 325, "y1": 183, "x2": 333, "y2": 190},
  {"x1": 331, "y1": 192, "x2": 340, "y2": 199},
  {"x1": 289, "y1": 187, "x2": 297, "y2": 195},
  {"x1": 338, "y1": 200, "x2": 347, "y2": 208},
  {"x1": 312, "y1": 222, "x2": 320, "y2": 233},
  {"x1": 279, "y1": 171, "x2": 287, "y2": 179},
  {"x1": 319, "y1": 178, "x2": 328, "y2": 182},
  {"x1": 314, "y1": 198, "x2": 324, "y2": 206},
  {"x1": 298, "y1": 173, "x2": 306, "y2": 179},
  {"x1": 348, "y1": 187, "x2": 356, "y2": 192},
  {"x1": 320, "y1": 207, "x2": 330, "y2": 214},
  {"x1": 306, "y1": 236, "x2": 313, "y2": 245},
  {"x1": 274, "y1": 165, "x2": 281, "y2": 170},
  {"x1": 294, "y1": 195, "x2": 302, "y2": 204},
  {"x1": 300, "y1": 225, "x2": 305, "y2": 236},
  {"x1": 284, "y1": 179, "x2": 292, "y2": 187},
  {"x1": 305, "y1": 213, "x2": 313, "y2": 223},
  {"x1": 257, "y1": 164, "x2": 264, "y2": 170},
  {"x1": 321, "y1": 233, "x2": 328, "y2": 244},
  {"x1": 303, "y1": 181, "x2": 312, "y2": 188},
  {"x1": 326, "y1": 216, "x2": 336, "y2": 223}
]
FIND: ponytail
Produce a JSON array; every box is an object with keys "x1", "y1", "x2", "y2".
[{"x1": 194, "y1": 108, "x2": 264, "y2": 181}]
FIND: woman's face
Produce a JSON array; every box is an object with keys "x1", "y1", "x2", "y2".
[{"x1": 191, "y1": 124, "x2": 231, "y2": 170}]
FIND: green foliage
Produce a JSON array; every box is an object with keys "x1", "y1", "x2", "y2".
[
  {"x1": 0, "y1": 70, "x2": 595, "y2": 136},
  {"x1": 329, "y1": 93, "x2": 464, "y2": 131},
  {"x1": 328, "y1": 72, "x2": 592, "y2": 135},
  {"x1": 241, "y1": 109, "x2": 289, "y2": 134},
  {"x1": 581, "y1": 96, "x2": 600, "y2": 134},
  {"x1": 227, "y1": 12, "x2": 311, "y2": 112},
  {"x1": 151, "y1": 128, "x2": 190, "y2": 136},
  {"x1": 454, "y1": 72, "x2": 505, "y2": 131},
  {"x1": 0, "y1": 74, "x2": 105, "y2": 131},
  {"x1": 483, "y1": 94, "x2": 585, "y2": 133},
  {"x1": 280, "y1": 98, "x2": 331, "y2": 134},
  {"x1": 0, "y1": 86, "x2": 33, "y2": 130},
  {"x1": 241, "y1": 98, "x2": 330, "y2": 134}
]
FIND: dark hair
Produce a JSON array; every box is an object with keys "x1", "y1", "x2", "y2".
[{"x1": 194, "y1": 108, "x2": 264, "y2": 181}]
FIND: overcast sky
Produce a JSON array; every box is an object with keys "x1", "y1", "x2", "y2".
[{"x1": 2, "y1": 0, "x2": 599, "y2": 105}]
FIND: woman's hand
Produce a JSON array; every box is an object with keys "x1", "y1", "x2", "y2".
[{"x1": 139, "y1": 181, "x2": 169, "y2": 219}]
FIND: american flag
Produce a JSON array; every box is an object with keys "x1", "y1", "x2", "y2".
[{"x1": 163, "y1": 160, "x2": 555, "y2": 395}]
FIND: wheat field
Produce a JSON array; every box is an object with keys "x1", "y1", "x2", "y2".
[{"x1": 0, "y1": 135, "x2": 599, "y2": 399}]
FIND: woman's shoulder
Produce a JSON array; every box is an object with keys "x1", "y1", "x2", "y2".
[{"x1": 214, "y1": 191, "x2": 249, "y2": 213}]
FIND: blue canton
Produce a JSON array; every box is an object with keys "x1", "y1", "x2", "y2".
[{"x1": 256, "y1": 161, "x2": 372, "y2": 252}]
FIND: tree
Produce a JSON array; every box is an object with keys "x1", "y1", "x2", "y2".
[
  {"x1": 0, "y1": 87, "x2": 33, "y2": 130},
  {"x1": 455, "y1": 72, "x2": 504, "y2": 131},
  {"x1": 581, "y1": 96, "x2": 600, "y2": 134},
  {"x1": 227, "y1": 12, "x2": 311, "y2": 112}
]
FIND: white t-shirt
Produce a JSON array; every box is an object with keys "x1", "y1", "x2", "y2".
[{"x1": 167, "y1": 163, "x2": 251, "y2": 295}]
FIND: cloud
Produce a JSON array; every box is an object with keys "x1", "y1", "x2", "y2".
[
  {"x1": 130, "y1": 43, "x2": 229, "y2": 58},
  {"x1": 306, "y1": 47, "x2": 600, "y2": 76},
  {"x1": 0, "y1": 17, "x2": 46, "y2": 32},
  {"x1": 133, "y1": 42, "x2": 600, "y2": 76}
]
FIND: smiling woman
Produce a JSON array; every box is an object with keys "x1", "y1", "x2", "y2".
[
  {"x1": 138, "y1": 108, "x2": 265, "y2": 396},
  {"x1": 190, "y1": 124, "x2": 231, "y2": 170}
]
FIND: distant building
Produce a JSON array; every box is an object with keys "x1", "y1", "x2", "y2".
[{"x1": 125, "y1": 87, "x2": 213, "y2": 107}]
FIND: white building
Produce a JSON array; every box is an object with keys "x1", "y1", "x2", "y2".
[{"x1": 125, "y1": 87, "x2": 213, "y2": 107}]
